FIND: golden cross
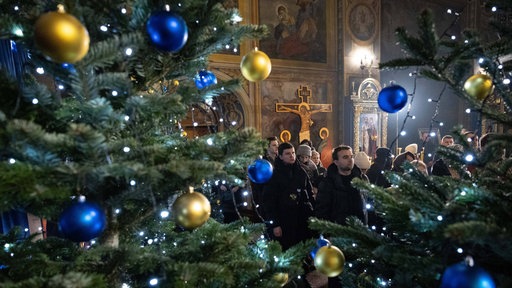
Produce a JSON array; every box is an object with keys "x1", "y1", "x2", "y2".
[{"x1": 275, "y1": 85, "x2": 332, "y2": 142}]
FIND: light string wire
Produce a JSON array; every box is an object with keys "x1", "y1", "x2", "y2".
[
  {"x1": 388, "y1": 68, "x2": 419, "y2": 152},
  {"x1": 387, "y1": 3, "x2": 466, "y2": 157},
  {"x1": 421, "y1": 84, "x2": 447, "y2": 156}
]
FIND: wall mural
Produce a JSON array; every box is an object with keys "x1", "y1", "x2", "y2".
[
  {"x1": 258, "y1": 0, "x2": 327, "y2": 63},
  {"x1": 261, "y1": 82, "x2": 330, "y2": 148}
]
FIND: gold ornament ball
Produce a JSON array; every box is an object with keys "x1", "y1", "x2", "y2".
[
  {"x1": 240, "y1": 50, "x2": 272, "y2": 82},
  {"x1": 314, "y1": 245, "x2": 346, "y2": 277},
  {"x1": 34, "y1": 7, "x2": 90, "y2": 63},
  {"x1": 180, "y1": 130, "x2": 188, "y2": 138},
  {"x1": 464, "y1": 74, "x2": 493, "y2": 101},
  {"x1": 172, "y1": 191, "x2": 211, "y2": 230},
  {"x1": 272, "y1": 272, "x2": 289, "y2": 287}
]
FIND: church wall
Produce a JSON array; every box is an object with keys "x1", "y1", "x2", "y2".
[{"x1": 209, "y1": 0, "x2": 480, "y2": 160}]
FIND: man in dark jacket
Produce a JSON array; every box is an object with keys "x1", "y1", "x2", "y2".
[
  {"x1": 316, "y1": 145, "x2": 368, "y2": 225},
  {"x1": 263, "y1": 142, "x2": 315, "y2": 250},
  {"x1": 315, "y1": 144, "x2": 368, "y2": 288}
]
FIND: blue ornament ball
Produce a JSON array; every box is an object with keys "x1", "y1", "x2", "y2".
[
  {"x1": 247, "y1": 159, "x2": 273, "y2": 184},
  {"x1": 58, "y1": 201, "x2": 107, "y2": 242},
  {"x1": 316, "y1": 237, "x2": 331, "y2": 248},
  {"x1": 378, "y1": 84, "x2": 408, "y2": 113},
  {"x1": 194, "y1": 70, "x2": 217, "y2": 89},
  {"x1": 146, "y1": 11, "x2": 188, "y2": 52},
  {"x1": 311, "y1": 236, "x2": 331, "y2": 259},
  {"x1": 310, "y1": 246, "x2": 320, "y2": 259},
  {"x1": 440, "y1": 262, "x2": 495, "y2": 288}
]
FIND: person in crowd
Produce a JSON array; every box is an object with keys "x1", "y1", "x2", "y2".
[
  {"x1": 405, "y1": 143, "x2": 419, "y2": 159},
  {"x1": 441, "y1": 135, "x2": 455, "y2": 147},
  {"x1": 296, "y1": 144, "x2": 320, "y2": 196},
  {"x1": 354, "y1": 151, "x2": 371, "y2": 174},
  {"x1": 216, "y1": 182, "x2": 240, "y2": 223},
  {"x1": 263, "y1": 142, "x2": 315, "y2": 250},
  {"x1": 311, "y1": 149, "x2": 327, "y2": 200},
  {"x1": 366, "y1": 147, "x2": 393, "y2": 188},
  {"x1": 429, "y1": 135, "x2": 454, "y2": 174},
  {"x1": 315, "y1": 145, "x2": 368, "y2": 288},
  {"x1": 364, "y1": 147, "x2": 392, "y2": 232},
  {"x1": 392, "y1": 149, "x2": 416, "y2": 173},
  {"x1": 311, "y1": 150, "x2": 326, "y2": 178},
  {"x1": 315, "y1": 145, "x2": 368, "y2": 225},
  {"x1": 264, "y1": 136, "x2": 279, "y2": 166},
  {"x1": 432, "y1": 143, "x2": 470, "y2": 179},
  {"x1": 410, "y1": 159, "x2": 428, "y2": 176},
  {"x1": 300, "y1": 138, "x2": 314, "y2": 149},
  {"x1": 462, "y1": 129, "x2": 479, "y2": 150},
  {"x1": 249, "y1": 136, "x2": 280, "y2": 223}
]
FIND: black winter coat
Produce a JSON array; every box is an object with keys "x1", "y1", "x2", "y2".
[
  {"x1": 315, "y1": 163, "x2": 368, "y2": 225},
  {"x1": 263, "y1": 157, "x2": 315, "y2": 250},
  {"x1": 366, "y1": 158, "x2": 392, "y2": 188}
]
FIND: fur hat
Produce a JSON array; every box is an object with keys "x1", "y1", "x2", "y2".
[
  {"x1": 296, "y1": 144, "x2": 312, "y2": 157},
  {"x1": 354, "y1": 151, "x2": 371, "y2": 169},
  {"x1": 405, "y1": 143, "x2": 418, "y2": 155}
]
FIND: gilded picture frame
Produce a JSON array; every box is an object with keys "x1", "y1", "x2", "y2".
[
  {"x1": 254, "y1": 0, "x2": 336, "y2": 69},
  {"x1": 352, "y1": 78, "x2": 387, "y2": 158}
]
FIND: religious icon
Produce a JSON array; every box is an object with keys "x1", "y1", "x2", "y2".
[
  {"x1": 360, "y1": 113, "x2": 379, "y2": 157},
  {"x1": 276, "y1": 85, "x2": 332, "y2": 142}
]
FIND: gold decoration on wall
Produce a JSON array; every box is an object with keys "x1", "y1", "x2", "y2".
[{"x1": 276, "y1": 85, "x2": 332, "y2": 142}]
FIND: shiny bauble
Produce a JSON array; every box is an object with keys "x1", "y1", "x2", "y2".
[
  {"x1": 440, "y1": 262, "x2": 495, "y2": 288},
  {"x1": 272, "y1": 272, "x2": 289, "y2": 287},
  {"x1": 194, "y1": 70, "x2": 217, "y2": 89},
  {"x1": 240, "y1": 49, "x2": 272, "y2": 82},
  {"x1": 314, "y1": 245, "x2": 346, "y2": 277},
  {"x1": 310, "y1": 237, "x2": 331, "y2": 259},
  {"x1": 172, "y1": 191, "x2": 211, "y2": 230},
  {"x1": 316, "y1": 237, "x2": 331, "y2": 247},
  {"x1": 247, "y1": 159, "x2": 273, "y2": 184},
  {"x1": 146, "y1": 11, "x2": 188, "y2": 52},
  {"x1": 378, "y1": 84, "x2": 408, "y2": 113},
  {"x1": 34, "y1": 8, "x2": 90, "y2": 63},
  {"x1": 58, "y1": 201, "x2": 106, "y2": 242},
  {"x1": 464, "y1": 74, "x2": 493, "y2": 101}
]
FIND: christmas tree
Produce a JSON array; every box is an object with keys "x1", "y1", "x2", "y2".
[
  {"x1": 310, "y1": 2, "x2": 512, "y2": 287},
  {"x1": 0, "y1": 1, "x2": 309, "y2": 287}
]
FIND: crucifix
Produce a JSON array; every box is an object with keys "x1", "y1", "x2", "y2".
[{"x1": 275, "y1": 85, "x2": 332, "y2": 142}]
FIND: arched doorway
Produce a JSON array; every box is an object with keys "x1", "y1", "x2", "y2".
[{"x1": 180, "y1": 92, "x2": 247, "y2": 138}]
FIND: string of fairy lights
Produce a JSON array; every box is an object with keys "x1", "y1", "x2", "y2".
[
  {"x1": 3, "y1": 1, "x2": 510, "y2": 287},
  {"x1": 3, "y1": 3, "x2": 268, "y2": 287},
  {"x1": 390, "y1": 2, "x2": 480, "y2": 161}
]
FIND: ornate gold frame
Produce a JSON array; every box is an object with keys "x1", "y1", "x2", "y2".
[
  {"x1": 252, "y1": 0, "x2": 337, "y2": 70},
  {"x1": 351, "y1": 78, "x2": 388, "y2": 157}
]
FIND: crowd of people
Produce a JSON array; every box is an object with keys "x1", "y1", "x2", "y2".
[{"x1": 216, "y1": 131, "x2": 505, "y2": 287}]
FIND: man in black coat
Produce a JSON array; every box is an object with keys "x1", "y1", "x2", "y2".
[
  {"x1": 316, "y1": 145, "x2": 368, "y2": 225},
  {"x1": 263, "y1": 142, "x2": 315, "y2": 250},
  {"x1": 315, "y1": 145, "x2": 368, "y2": 287}
]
